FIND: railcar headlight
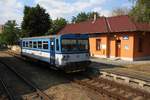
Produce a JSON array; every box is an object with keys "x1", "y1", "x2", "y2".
[
  {"x1": 66, "y1": 55, "x2": 70, "y2": 58},
  {"x1": 86, "y1": 54, "x2": 89, "y2": 57},
  {"x1": 62, "y1": 55, "x2": 66, "y2": 59},
  {"x1": 62, "y1": 55, "x2": 69, "y2": 60}
]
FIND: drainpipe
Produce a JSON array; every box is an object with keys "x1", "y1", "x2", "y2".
[{"x1": 105, "y1": 17, "x2": 112, "y2": 58}]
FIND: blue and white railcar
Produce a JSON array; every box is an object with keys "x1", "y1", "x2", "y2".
[{"x1": 21, "y1": 34, "x2": 91, "y2": 71}]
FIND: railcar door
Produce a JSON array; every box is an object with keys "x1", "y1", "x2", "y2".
[{"x1": 50, "y1": 38, "x2": 55, "y2": 65}]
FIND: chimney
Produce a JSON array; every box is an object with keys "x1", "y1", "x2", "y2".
[{"x1": 92, "y1": 13, "x2": 97, "y2": 24}]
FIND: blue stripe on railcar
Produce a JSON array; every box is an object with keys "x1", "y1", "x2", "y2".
[{"x1": 60, "y1": 34, "x2": 88, "y2": 39}]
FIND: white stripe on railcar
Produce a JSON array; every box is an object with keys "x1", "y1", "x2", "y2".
[
  {"x1": 22, "y1": 48, "x2": 50, "y2": 63},
  {"x1": 55, "y1": 53, "x2": 89, "y2": 67}
]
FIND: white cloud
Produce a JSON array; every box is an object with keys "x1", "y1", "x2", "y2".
[
  {"x1": 122, "y1": 2, "x2": 133, "y2": 9},
  {"x1": 35, "y1": 0, "x2": 110, "y2": 20},
  {"x1": 0, "y1": 0, "x2": 116, "y2": 25},
  {"x1": 92, "y1": 7, "x2": 111, "y2": 17},
  {"x1": 0, "y1": 0, "x2": 23, "y2": 25}
]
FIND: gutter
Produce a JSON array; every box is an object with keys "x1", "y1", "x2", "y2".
[{"x1": 105, "y1": 17, "x2": 111, "y2": 58}]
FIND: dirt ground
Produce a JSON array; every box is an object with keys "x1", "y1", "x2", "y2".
[{"x1": 22, "y1": 83, "x2": 108, "y2": 100}]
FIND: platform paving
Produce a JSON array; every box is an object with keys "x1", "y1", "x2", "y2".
[{"x1": 90, "y1": 57, "x2": 150, "y2": 83}]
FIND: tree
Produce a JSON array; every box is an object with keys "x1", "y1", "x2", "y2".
[
  {"x1": 111, "y1": 7, "x2": 130, "y2": 16},
  {"x1": 0, "y1": 20, "x2": 21, "y2": 45},
  {"x1": 129, "y1": 0, "x2": 150, "y2": 23},
  {"x1": 72, "y1": 12, "x2": 88, "y2": 23},
  {"x1": 48, "y1": 18, "x2": 67, "y2": 35},
  {"x1": 71, "y1": 12, "x2": 100, "y2": 23},
  {"x1": 22, "y1": 4, "x2": 51, "y2": 37},
  {"x1": 87, "y1": 12, "x2": 100, "y2": 19}
]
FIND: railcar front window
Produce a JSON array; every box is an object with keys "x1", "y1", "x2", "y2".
[
  {"x1": 61, "y1": 39, "x2": 88, "y2": 52},
  {"x1": 78, "y1": 40, "x2": 88, "y2": 51},
  {"x1": 62, "y1": 39, "x2": 77, "y2": 52}
]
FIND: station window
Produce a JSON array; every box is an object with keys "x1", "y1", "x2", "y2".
[
  {"x1": 96, "y1": 39, "x2": 101, "y2": 50},
  {"x1": 25, "y1": 41, "x2": 29, "y2": 47},
  {"x1": 29, "y1": 41, "x2": 32, "y2": 48},
  {"x1": 22, "y1": 41, "x2": 25, "y2": 47},
  {"x1": 43, "y1": 41, "x2": 48, "y2": 49},
  {"x1": 38, "y1": 41, "x2": 42, "y2": 49},
  {"x1": 33, "y1": 41, "x2": 37, "y2": 48},
  {"x1": 56, "y1": 39, "x2": 59, "y2": 51}
]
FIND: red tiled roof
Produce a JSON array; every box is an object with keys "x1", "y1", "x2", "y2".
[
  {"x1": 135, "y1": 23, "x2": 150, "y2": 31},
  {"x1": 58, "y1": 17, "x2": 108, "y2": 34},
  {"x1": 58, "y1": 15, "x2": 150, "y2": 34}
]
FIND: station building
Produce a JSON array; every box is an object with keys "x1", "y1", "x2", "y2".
[{"x1": 58, "y1": 15, "x2": 150, "y2": 61}]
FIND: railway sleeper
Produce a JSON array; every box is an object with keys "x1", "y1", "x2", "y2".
[
  {"x1": 103, "y1": 86, "x2": 111, "y2": 89},
  {"x1": 81, "y1": 81, "x2": 128, "y2": 100},
  {"x1": 97, "y1": 77, "x2": 150, "y2": 99},
  {"x1": 90, "y1": 82, "x2": 99, "y2": 86},
  {"x1": 77, "y1": 79, "x2": 130, "y2": 99},
  {"x1": 97, "y1": 83, "x2": 105, "y2": 87},
  {"x1": 109, "y1": 88, "x2": 118, "y2": 92},
  {"x1": 133, "y1": 96, "x2": 144, "y2": 100}
]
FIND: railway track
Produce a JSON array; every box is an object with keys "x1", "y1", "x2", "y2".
[
  {"x1": 5, "y1": 50, "x2": 150, "y2": 100},
  {"x1": 0, "y1": 74, "x2": 16, "y2": 100},
  {"x1": 64, "y1": 68, "x2": 150, "y2": 100},
  {"x1": 74, "y1": 77, "x2": 150, "y2": 100},
  {"x1": 0, "y1": 59, "x2": 52, "y2": 100}
]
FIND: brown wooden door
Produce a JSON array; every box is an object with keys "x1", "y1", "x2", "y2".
[{"x1": 116, "y1": 40, "x2": 121, "y2": 57}]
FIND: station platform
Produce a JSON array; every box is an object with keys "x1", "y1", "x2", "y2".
[
  {"x1": 100, "y1": 68, "x2": 150, "y2": 82},
  {"x1": 90, "y1": 57, "x2": 150, "y2": 92}
]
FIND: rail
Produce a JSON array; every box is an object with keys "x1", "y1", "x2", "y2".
[
  {"x1": 0, "y1": 60, "x2": 52, "y2": 100},
  {"x1": 0, "y1": 76, "x2": 17, "y2": 100},
  {"x1": 5, "y1": 50, "x2": 150, "y2": 100}
]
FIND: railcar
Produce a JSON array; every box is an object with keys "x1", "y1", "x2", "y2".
[{"x1": 20, "y1": 34, "x2": 91, "y2": 72}]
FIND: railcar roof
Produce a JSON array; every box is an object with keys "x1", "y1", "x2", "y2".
[
  {"x1": 21, "y1": 35, "x2": 59, "y2": 40},
  {"x1": 21, "y1": 34, "x2": 88, "y2": 40}
]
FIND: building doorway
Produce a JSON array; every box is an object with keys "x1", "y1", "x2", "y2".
[{"x1": 116, "y1": 40, "x2": 121, "y2": 57}]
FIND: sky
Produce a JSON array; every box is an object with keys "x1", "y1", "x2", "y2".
[{"x1": 0, "y1": 0, "x2": 133, "y2": 25}]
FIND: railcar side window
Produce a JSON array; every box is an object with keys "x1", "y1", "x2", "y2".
[
  {"x1": 29, "y1": 41, "x2": 32, "y2": 48},
  {"x1": 33, "y1": 41, "x2": 37, "y2": 48},
  {"x1": 38, "y1": 41, "x2": 42, "y2": 49},
  {"x1": 23, "y1": 41, "x2": 25, "y2": 47},
  {"x1": 43, "y1": 41, "x2": 48, "y2": 49},
  {"x1": 56, "y1": 39, "x2": 59, "y2": 51},
  {"x1": 25, "y1": 41, "x2": 29, "y2": 47}
]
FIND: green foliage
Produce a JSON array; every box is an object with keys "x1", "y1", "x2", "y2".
[
  {"x1": 0, "y1": 20, "x2": 21, "y2": 45},
  {"x1": 87, "y1": 12, "x2": 100, "y2": 19},
  {"x1": 71, "y1": 12, "x2": 100, "y2": 23},
  {"x1": 72, "y1": 12, "x2": 88, "y2": 23},
  {"x1": 22, "y1": 4, "x2": 51, "y2": 37},
  {"x1": 48, "y1": 18, "x2": 67, "y2": 35},
  {"x1": 129, "y1": 0, "x2": 150, "y2": 23}
]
